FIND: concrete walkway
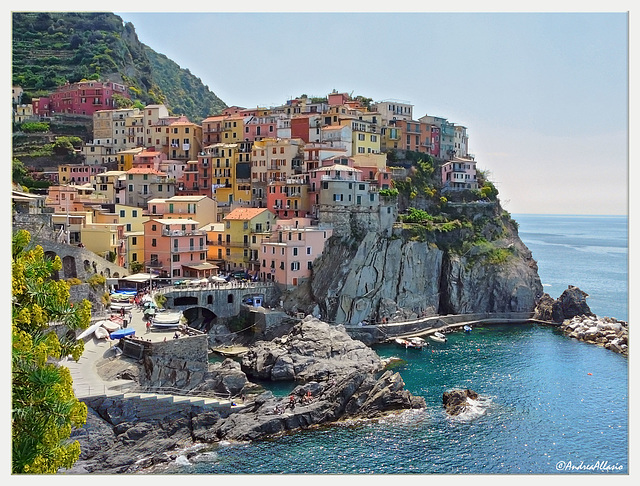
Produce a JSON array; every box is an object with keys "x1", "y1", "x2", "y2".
[{"x1": 63, "y1": 298, "x2": 187, "y2": 398}]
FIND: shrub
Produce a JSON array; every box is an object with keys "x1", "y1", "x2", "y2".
[{"x1": 86, "y1": 274, "x2": 106, "y2": 290}]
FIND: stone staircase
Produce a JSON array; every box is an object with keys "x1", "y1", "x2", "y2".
[{"x1": 82, "y1": 389, "x2": 248, "y2": 422}]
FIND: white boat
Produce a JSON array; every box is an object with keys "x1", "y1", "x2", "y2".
[
  {"x1": 395, "y1": 337, "x2": 425, "y2": 349},
  {"x1": 152, "y1": 312, "x2": 183, "y2": 329},
  {"x1": 94, "y1": 326, "x2": 110, "y2": 339},
  {"x1": 429, "y1": 331, "x2": 447, "y2": 343},
  {"x1": 77, "y1": 321, "x2": 102, "y2": 340},
  {"x1": 110, "y1": 302, "x2": 133, "y2": 311},
  {"x1": 100, "y1": 320, "x2": 121, "y2": 332},
  {"x1": 408, "y1": 337, "x2": 427, "y2": 348},
  {"x1": 464, "y1": 325, "x2": 472, "y2": 333}
]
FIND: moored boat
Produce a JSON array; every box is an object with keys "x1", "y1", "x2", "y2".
[
  {"x1": 429, "y1": 331, "x2": 447, "y2": 343},
  {"x1": 464, "y1": 325, "x2": 472, "y2": 333}
]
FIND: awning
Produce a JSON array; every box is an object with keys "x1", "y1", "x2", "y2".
[
  {"x1": 121, "y1": 273, "x2": 159, "y2": 282},
  {"x1": 182, "y1": 262, "x2": 218, "y2": 271}
]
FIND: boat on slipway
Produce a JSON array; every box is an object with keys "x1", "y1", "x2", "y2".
[{"x1": 152, "y1": 311, "x2": 184, "y2": 329}]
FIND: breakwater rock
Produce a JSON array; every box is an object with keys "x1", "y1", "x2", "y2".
[
  {"x1": 560, "y1": 315, "x2": 628, "y2": 355},
  {"x1": 442, "y1": 389, "x2": 479, "y2": 416}
]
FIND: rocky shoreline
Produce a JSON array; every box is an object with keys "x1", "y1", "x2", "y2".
[{"x1": 63, "y1": 317, "x2": 425, "y2": 474}]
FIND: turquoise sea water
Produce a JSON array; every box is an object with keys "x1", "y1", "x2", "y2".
[
  {"x1": 513, "y1": 214, "x2": 628, "y2": 322},
  {"x1": 165, "y1": 214, "x2": 628, "y2": 475}
]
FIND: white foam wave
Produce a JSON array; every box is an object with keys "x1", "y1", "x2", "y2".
[
  {"x1": 451, "y1": 396, "x2": 492, "y2": 421},
  {"x1": 175, "y1": 455, "x2": 191, "y2": 466}
]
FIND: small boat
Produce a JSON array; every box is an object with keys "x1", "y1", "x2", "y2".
[
  {"x1": 464, "y1": 325, "x2": 472, "y2": 333},
  {"x1": 408, "y1": 337, "x2": 427, "y2": 348},
  {"x1": 152, "y1": 312, "x2": 183, "y2": 329},
  {"x1": 395, "y1": 337, "x2": 425, "y2": 349},
  {"x1": 94, "y1": 326, "x2": 110, "y2": 339},
  {"x1": 77, "y1": 321, "x2": 102, "y2": 340},
  {"x1": 110, "y1": 302, "x2": 133, "y2": 311},
  {"x1": 100, "y1": 320, "x2": 121, "y2": 332},
  {"x1": 110, "y1": 327, "x2": 135, "y2": 339},
  {"x1": 429, "y1": 331, "x2": 447, "y2": 343}
]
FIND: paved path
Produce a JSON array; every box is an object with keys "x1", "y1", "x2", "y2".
[{"x1": 63, "y1": 299, "x2": 185, "y2": 398}]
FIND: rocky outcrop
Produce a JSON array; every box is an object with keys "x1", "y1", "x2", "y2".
[
  {"x1": 241, "y1": 316, "x2": 383, "y2": 382},
  {"x1": 560, "y1": 315, "x2": 628, "y2": 355},
  {"x1": 284, "y1": 214, "x2": 543, "y2": 325},
  {"x1": 197, "y1": 370, "x2": 425, "y2": 442},
  {"x1": 442, "y1": 389, "x2": 479, "y2": 416},
  {"x1": 534, "y1": 285, "x2": 595, "y2": 322},
  {"x1": 64, "y1": 317, "x2": 424, "y2": 474}
]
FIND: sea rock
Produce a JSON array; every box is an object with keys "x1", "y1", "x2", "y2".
[
  {"x1": 442, "y1": 389, "x2": 479, "y2": 416},
  {"x1": 534, "y1": 286, "x2": 595, "y2": 323},
  {"x1": 241, "y1": 317, "x2": 383, "y2": 382}
]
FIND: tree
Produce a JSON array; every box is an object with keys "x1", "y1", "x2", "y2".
[{"x1": 12, "y1": 229, "x2": 91, "y2": 473}]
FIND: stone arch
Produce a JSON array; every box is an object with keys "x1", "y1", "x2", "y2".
[
  {"x1": 44, "y1": 251, "x2": 60, "y2": 280},
  {"x1": 113, "y1": 272, "x2": 120, "y2": 278},
  {"x1": 83, "y1": 259, "x2": 91, "y2": 272},
  {"x1": 183, "y1": 307, "x2": 217, "y2": 331},
  {"x1": 105, "y1": 268, "x2": 111, "y2": 278},
  {"x1": 62, "y1": 255, "x2": 77, "y2": 279}
]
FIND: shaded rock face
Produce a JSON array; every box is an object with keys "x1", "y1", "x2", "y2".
[
  {"x1": 442, "y1": 389, "x2": 479, "y2": 416},
  {"x1": 285, "y1": 216, "x2": 543, "y2": 325},
  {"x1": 534, "y1": 285, "x2": 595, "y2": 323},
  {"x1": 241, "y1": 317, "x2": 383, "y2": 382}
]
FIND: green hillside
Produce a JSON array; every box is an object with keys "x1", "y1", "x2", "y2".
[{"x1": 12, "y1": 12, "x2": 227, "y2": 122}]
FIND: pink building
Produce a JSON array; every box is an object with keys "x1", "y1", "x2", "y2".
[
  {"x1": 266, "y1": 176, "x2": 311, "y2": 219},
  {"x1": 48, "y1": 80, "x2": 129, "y2": 116},
  {"x1": 143, "y1": 218, "x2": 212, "y2": 282},
  {"x1": 133, "y1": 149, "x2": 167, "y2": 170},
  {"x1": 259, "y1": 217, "x2": 333, "y2": 288},
  {"x1": 441, "y1": 157, "x2": 478, "y2": 191}
]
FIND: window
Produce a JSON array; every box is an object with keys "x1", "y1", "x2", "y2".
[
  {"x1": 151, "y1": 224, "x2": 157, "y2": 231},
  {"x1": 119, "y1": 210, "x2": 125, "y2": 217},
  {"x1": 307, "y1": 247, "x2": 312, "y2": 255},
  {"x1": 126, "y1": 223, "x2": 131, "y2": 232},
  {"x1": 308, "y1": 261, "x2": 313, "y2": 270},
  {"x1": 151, "y1": 238, "x2": 157, "y2": 247},
  {"x1": 132, "y1": 210, "x2": 138, "y2": 218},
  {"x1": 132, "y1": 237, "x2": 137, "y2": 245},
  {"x1": 293, "y1": 247, "x2": 298, "y2": 256},
  {"x1": 132, "y1": 253, "x2": 137, "y2": 262},
  {"x1": 172, "y1": 254, "x2": 180, "y2": 262},
  {"x1": 291, "y1": 262, "x2": 300, "y2": 271}
]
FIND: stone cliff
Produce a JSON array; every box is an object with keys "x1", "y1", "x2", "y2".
[{"x1": 283, "y1": 201, "x2": 543, "y2": 325}]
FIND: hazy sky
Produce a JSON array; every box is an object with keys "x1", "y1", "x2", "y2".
[{"x1": 113, "y1": 9, "x2": 629, "y2": 216}]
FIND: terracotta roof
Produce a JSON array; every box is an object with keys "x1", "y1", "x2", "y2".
[{"x1": 224, "y1": 207, "x2": 269, "y2": 221}]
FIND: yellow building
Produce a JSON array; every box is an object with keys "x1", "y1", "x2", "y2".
[
  {"x1": 117, "y1": 147, "x2": 145, "y2": 171},
  {"x1": 343, "y1": 117, "x2": 381, "y2": 156},
  {"x1": 80, "y1": 223, "x2": 126, "y2": 268},
  {"x1": 207, "y1": 142, "x2": 253, "y2": 210},
  {"x1": 166, "y1": 120, "x2": 203, "y2": 161},
  {"x1": 221, "y1": 207, "x2": 276, "y2": 274}
]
